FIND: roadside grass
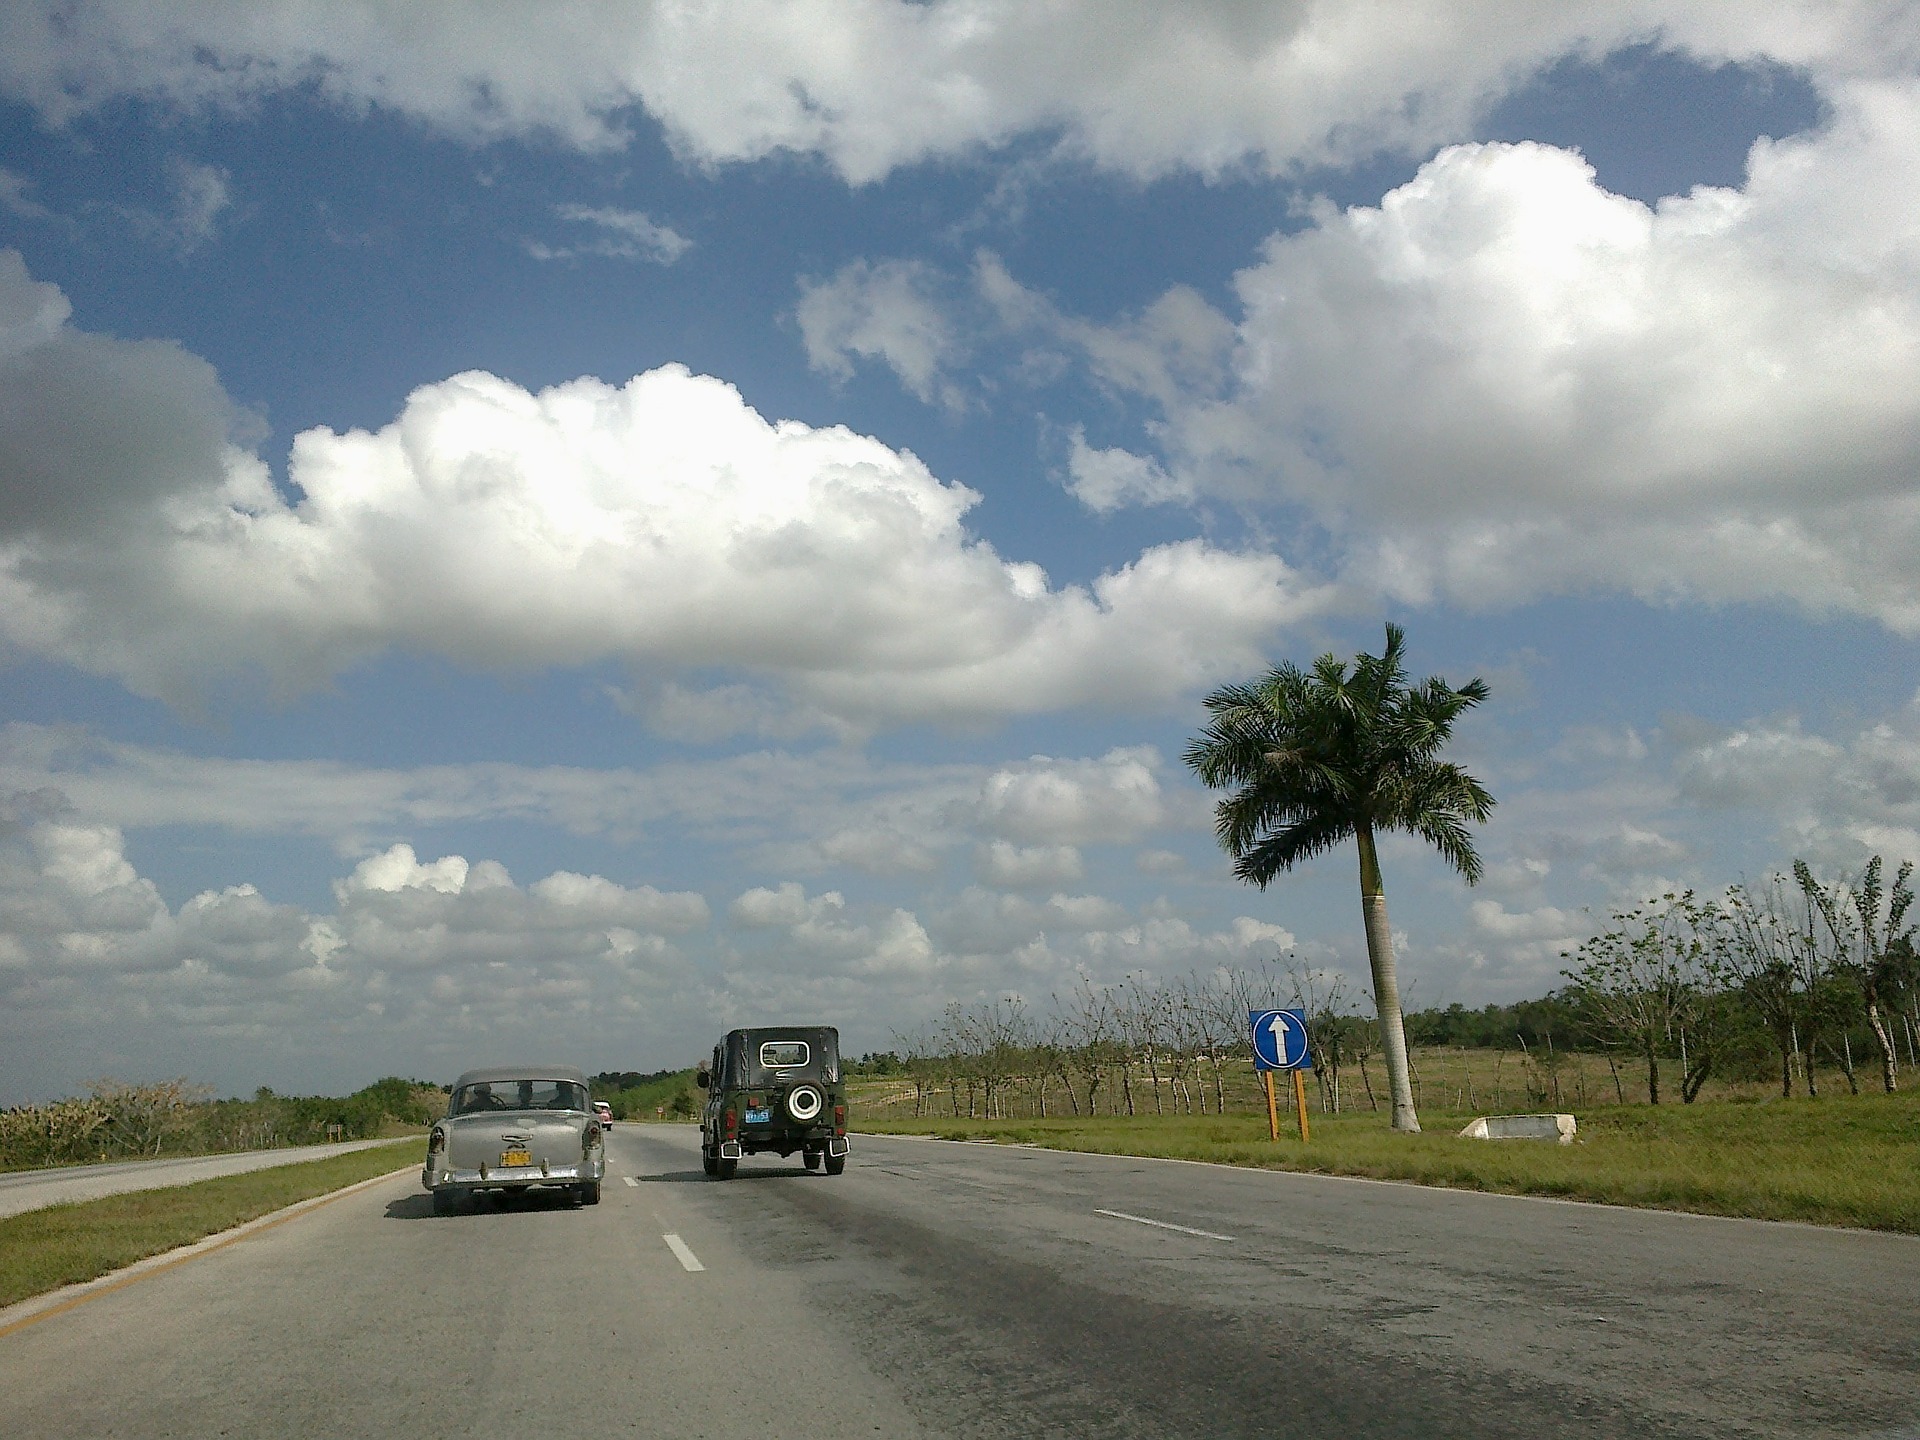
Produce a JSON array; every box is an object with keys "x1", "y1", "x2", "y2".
[
  {"x1": 0, "y1": 1139, "x2": 419, "y2": 1309},
  {"x1": 855, "y1": 1090, "x2": 1920, "y2": 1233}
]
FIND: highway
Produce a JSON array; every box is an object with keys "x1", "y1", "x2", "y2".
[{"x1": 1, "y1": 1123, "x2": 1914, "y2": 1438}]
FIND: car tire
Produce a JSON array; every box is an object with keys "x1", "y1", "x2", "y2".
[
  {"x1": 804, "y1": 1149, "x2": 822, "y2": 1171},
  {"x1": 825, "y1": 1154, "x2": 846, "y2": 1175},
  {"x1": 716, "y1": 1156, "x2": 737, "y2": 1180},
  {"x1": 701, "y1": 1145, "x2": 718, "y2": 1177},
  {"x1": 432, "y1": 1189, "x2": 456, "y2": 1215},
  {"x1": 578, "y1": 1180, "x2": 601, "y2": 1205}
]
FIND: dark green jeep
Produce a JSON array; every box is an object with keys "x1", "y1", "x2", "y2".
[{"x1": 697, "y1": 1026, "x2": 849, "y2": 1179}]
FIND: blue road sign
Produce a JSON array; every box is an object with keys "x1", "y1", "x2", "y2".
[{"x1": 1249, "y1": 1008, "x2": 1311, "y2": 1070}]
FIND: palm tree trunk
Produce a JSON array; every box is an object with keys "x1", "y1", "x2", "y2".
[{"x1": 1357, "y1": 825, "x2": 1420, "y2": 1132}]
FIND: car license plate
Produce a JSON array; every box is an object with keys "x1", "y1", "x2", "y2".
[
  {"x1": 744, "y1": 1107, "x2": 770, "y2": 1124},
  {"x1": 500, "y1": 1148, "x2": 532, "y2": 1167}
]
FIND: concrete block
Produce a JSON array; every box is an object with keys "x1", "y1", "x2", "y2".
[{"x1": 1457, "y1": 1113, "x2": 1577, "y2": 1144}]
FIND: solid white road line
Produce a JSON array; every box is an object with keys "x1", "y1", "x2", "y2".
[
  {"x1": 623, "y1": 1176, "x2": 639, "y2": 1186},
  {"x1": 663, "y1": 1233, "x2": 705, "y2": 1272},
  {"x1": 1094, "y1": 1208, "x2": 1234, "y2": 1242}
]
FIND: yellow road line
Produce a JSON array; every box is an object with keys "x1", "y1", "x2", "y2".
[{"x1": 0, "y1": 1165, "x2": 414, "y2": 1341}]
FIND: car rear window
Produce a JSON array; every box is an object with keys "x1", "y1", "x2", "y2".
[
  {"x1": 759, "y1": 1040, "x2": 809, "y2": 1068},
  {"x1": 453, "y1": 1080, "x2": 587, "y2": 1114}
]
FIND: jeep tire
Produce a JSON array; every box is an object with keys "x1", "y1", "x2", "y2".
[
  {"x1": 804, "y1": 1148, "x2": 822, "y2": 1171},
  {"x1": 825, "y1": 1153, "x2": 846, "y2": 1176}
]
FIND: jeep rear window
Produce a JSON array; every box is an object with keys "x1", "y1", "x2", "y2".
[{"x1": 760, "y1": 1040, "x2": 809, "y2": 1068}]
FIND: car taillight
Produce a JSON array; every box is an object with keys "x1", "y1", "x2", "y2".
[
  {"x1": 428, "y1": 1127, "x2": 445, "y2": 1154},
  {"x1": 723, "y1": 1108, "x2": 738, "y2": 1137},
  {"x1": 833, "y1": 1104, "x2": 846, "y2": 1135}
]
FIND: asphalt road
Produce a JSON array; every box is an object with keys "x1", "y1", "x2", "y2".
[
  {"x1": 0, "y1": 1139, "x2": 404, "y2": 1219},
  {"x1": 1, "y1": 1123, "x2": 1914, "y2": 1439}
]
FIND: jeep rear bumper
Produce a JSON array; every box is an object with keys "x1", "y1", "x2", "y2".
[{"x1": 717, "y1": 1134, "x2": 849, "y2": 1158}]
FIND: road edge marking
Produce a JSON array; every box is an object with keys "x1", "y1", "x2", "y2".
[
  {"x1": 0, "y1": 1165, "x2": 416, "y2": 1341},
  {"x1": 662, "y1": 1233, "x2": 705, "y2": 1272},
  {"x1": 1094, "y1": 1208, "x2": 1234, "y2": 1241}
]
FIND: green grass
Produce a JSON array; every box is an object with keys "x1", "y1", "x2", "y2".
[
  {"x1": 857, "y1": 1090, "x2": 1920, "y2": 1233},
  {"x1": 0, "y1": 1140, "x2": 419, "y2": 1309}
]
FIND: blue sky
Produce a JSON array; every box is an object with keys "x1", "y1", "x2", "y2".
[{"x1": 1, "y1": 3, "x2": 1916, "y2": 1102}]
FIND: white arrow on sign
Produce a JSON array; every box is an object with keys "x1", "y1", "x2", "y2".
[{"x1": 1264, "y1": 1012, "x2": 1300, "y2": 1066}]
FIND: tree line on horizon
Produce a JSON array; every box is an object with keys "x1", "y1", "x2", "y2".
[
  {"x1": 0, "y1": 1075, "x2": 444, "y2": 1171},
  {"x1": 857, "y1": 853, "x2": 1916, "y2": 1121}
]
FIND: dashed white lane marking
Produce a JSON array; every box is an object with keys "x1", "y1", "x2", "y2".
[
  {"x1": 623, "y1": 1176, "x2": 639, "y2": 1187},
  {"x1": 663, "y1": 1233, "x2": 705, "y2": 1272},
  {"x1": 1095, "y1": 1208, "x2": 1234, "y2": 1242}
]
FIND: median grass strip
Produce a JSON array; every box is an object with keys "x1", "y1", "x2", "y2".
[
  {"x1": 859, "y1": 1090, "x2": 1920, "y2": 1233},
  {"x1": 0, "y1": 1140, "x2": 418, "y2": 1309}
]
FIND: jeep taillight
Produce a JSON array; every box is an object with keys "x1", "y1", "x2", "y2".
[
  {"x1": 723, "y1": 1108, "x2": 738, "y2": 1137},
  {"x1": 428, "y1": 1127, "x2": 445, "y2": 1154},
  {"x1": 833, "y1": 1104, "x2": 846, "y2": 1136}
]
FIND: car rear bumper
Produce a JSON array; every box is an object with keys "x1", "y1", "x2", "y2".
[{"x1": 423, "y1": 1159, "x2": 603, "y2": 1191}]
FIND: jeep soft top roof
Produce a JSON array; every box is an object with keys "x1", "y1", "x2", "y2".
[
  {"x1": 452, "y1": 1065, "x2": 589, "y2": 1088},
  {"x1": 718, "y1": 1027, "x2": 840, "y2": 1085},
  {"x1": 721, "y1": 1026, "x2": 837, "y2": 1042}
]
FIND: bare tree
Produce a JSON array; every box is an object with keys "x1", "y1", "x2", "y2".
[
  {"x1": 1181, "y1": 970, "x2": 1239, "y2": 1113},
  {"x1": 1285, "y1": 961, "x2": 1357, "y2": 1113},
  {"x1": 1162, "y1": 979, "x2": 1207, "y2": 1114},
  {"x1": 1060, "y1": 979, "x2": 1118, "y2": 1115},
  {"x1": 892, "y1": 1025, "x2": 936, "y2": 1117},
  {"x1": 1723, "y1": 876, "x2": 1816, "y2": 1098},
  {"x1": 1561, "y1": 892, "x2": 1720, "y2": 1104},
  {"x1": 1034, "y1": 1008, "x2": 1077, "y2": 1116},
  {"x1": 981, "y1": 995, "x2": 1033, "y2": 1119},
  {"x1": 1114, "y1": 975, "x2": 1174, "y2": 1117},
  {"x1": 1799, "y1": 856, "x2": 1914, "y2": 1093}
]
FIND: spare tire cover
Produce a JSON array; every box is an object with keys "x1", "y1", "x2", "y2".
[{"x1": 785, "y1": 1084, "x2": 824, "y2": 1123}]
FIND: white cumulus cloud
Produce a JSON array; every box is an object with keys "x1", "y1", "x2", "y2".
[
  {"x1": 3, "y1": 3, "x2": 1913, "y2": 182},
  {"x1": 973, "y1": 748, "x2": 1165, "y2": 845},
  {"x1": 1081, "y1": 82, "x2": 1920, "y2": 631},
  {"x1": 974, "y1": 840, "x2": 1084, "y2": 889},
  {"x1": 0, "y1": 253, "x2": 1327, "y2": 727}
]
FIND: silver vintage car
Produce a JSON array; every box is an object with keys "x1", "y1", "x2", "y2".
[{"x1": 423, "y1": 1065, "x2": 606, "y2": 1214}]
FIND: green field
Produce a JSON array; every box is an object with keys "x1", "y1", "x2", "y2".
[
  {"x1": 855, "y1": 1090, "x2": 1920, "y2": 1233},
  {"x1": 0, "y1": 1140, "x2": 419, "y2": 1310}
]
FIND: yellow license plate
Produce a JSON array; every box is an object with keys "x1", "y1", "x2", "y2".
[{"x1": 500, "y1": 1148, "x2": 532, "y2": 1167}]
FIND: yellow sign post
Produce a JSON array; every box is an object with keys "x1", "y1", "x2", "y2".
[
  {"x1": 1263, "y1": 1070, "x2": 1280, "y2": 1141},
  {"x1": 1292, "y1": 1069, "x2": 1311, "y2": 1143}
]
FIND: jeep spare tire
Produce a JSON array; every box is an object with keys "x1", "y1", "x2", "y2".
[{"x1": 785, "y1": 1084, "x2": 824, "y2": 1123}]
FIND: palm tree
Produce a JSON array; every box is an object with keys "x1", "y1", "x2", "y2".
[{"x1": 1183, "y1": 623, "x2": 1493, "y2": 1132}]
